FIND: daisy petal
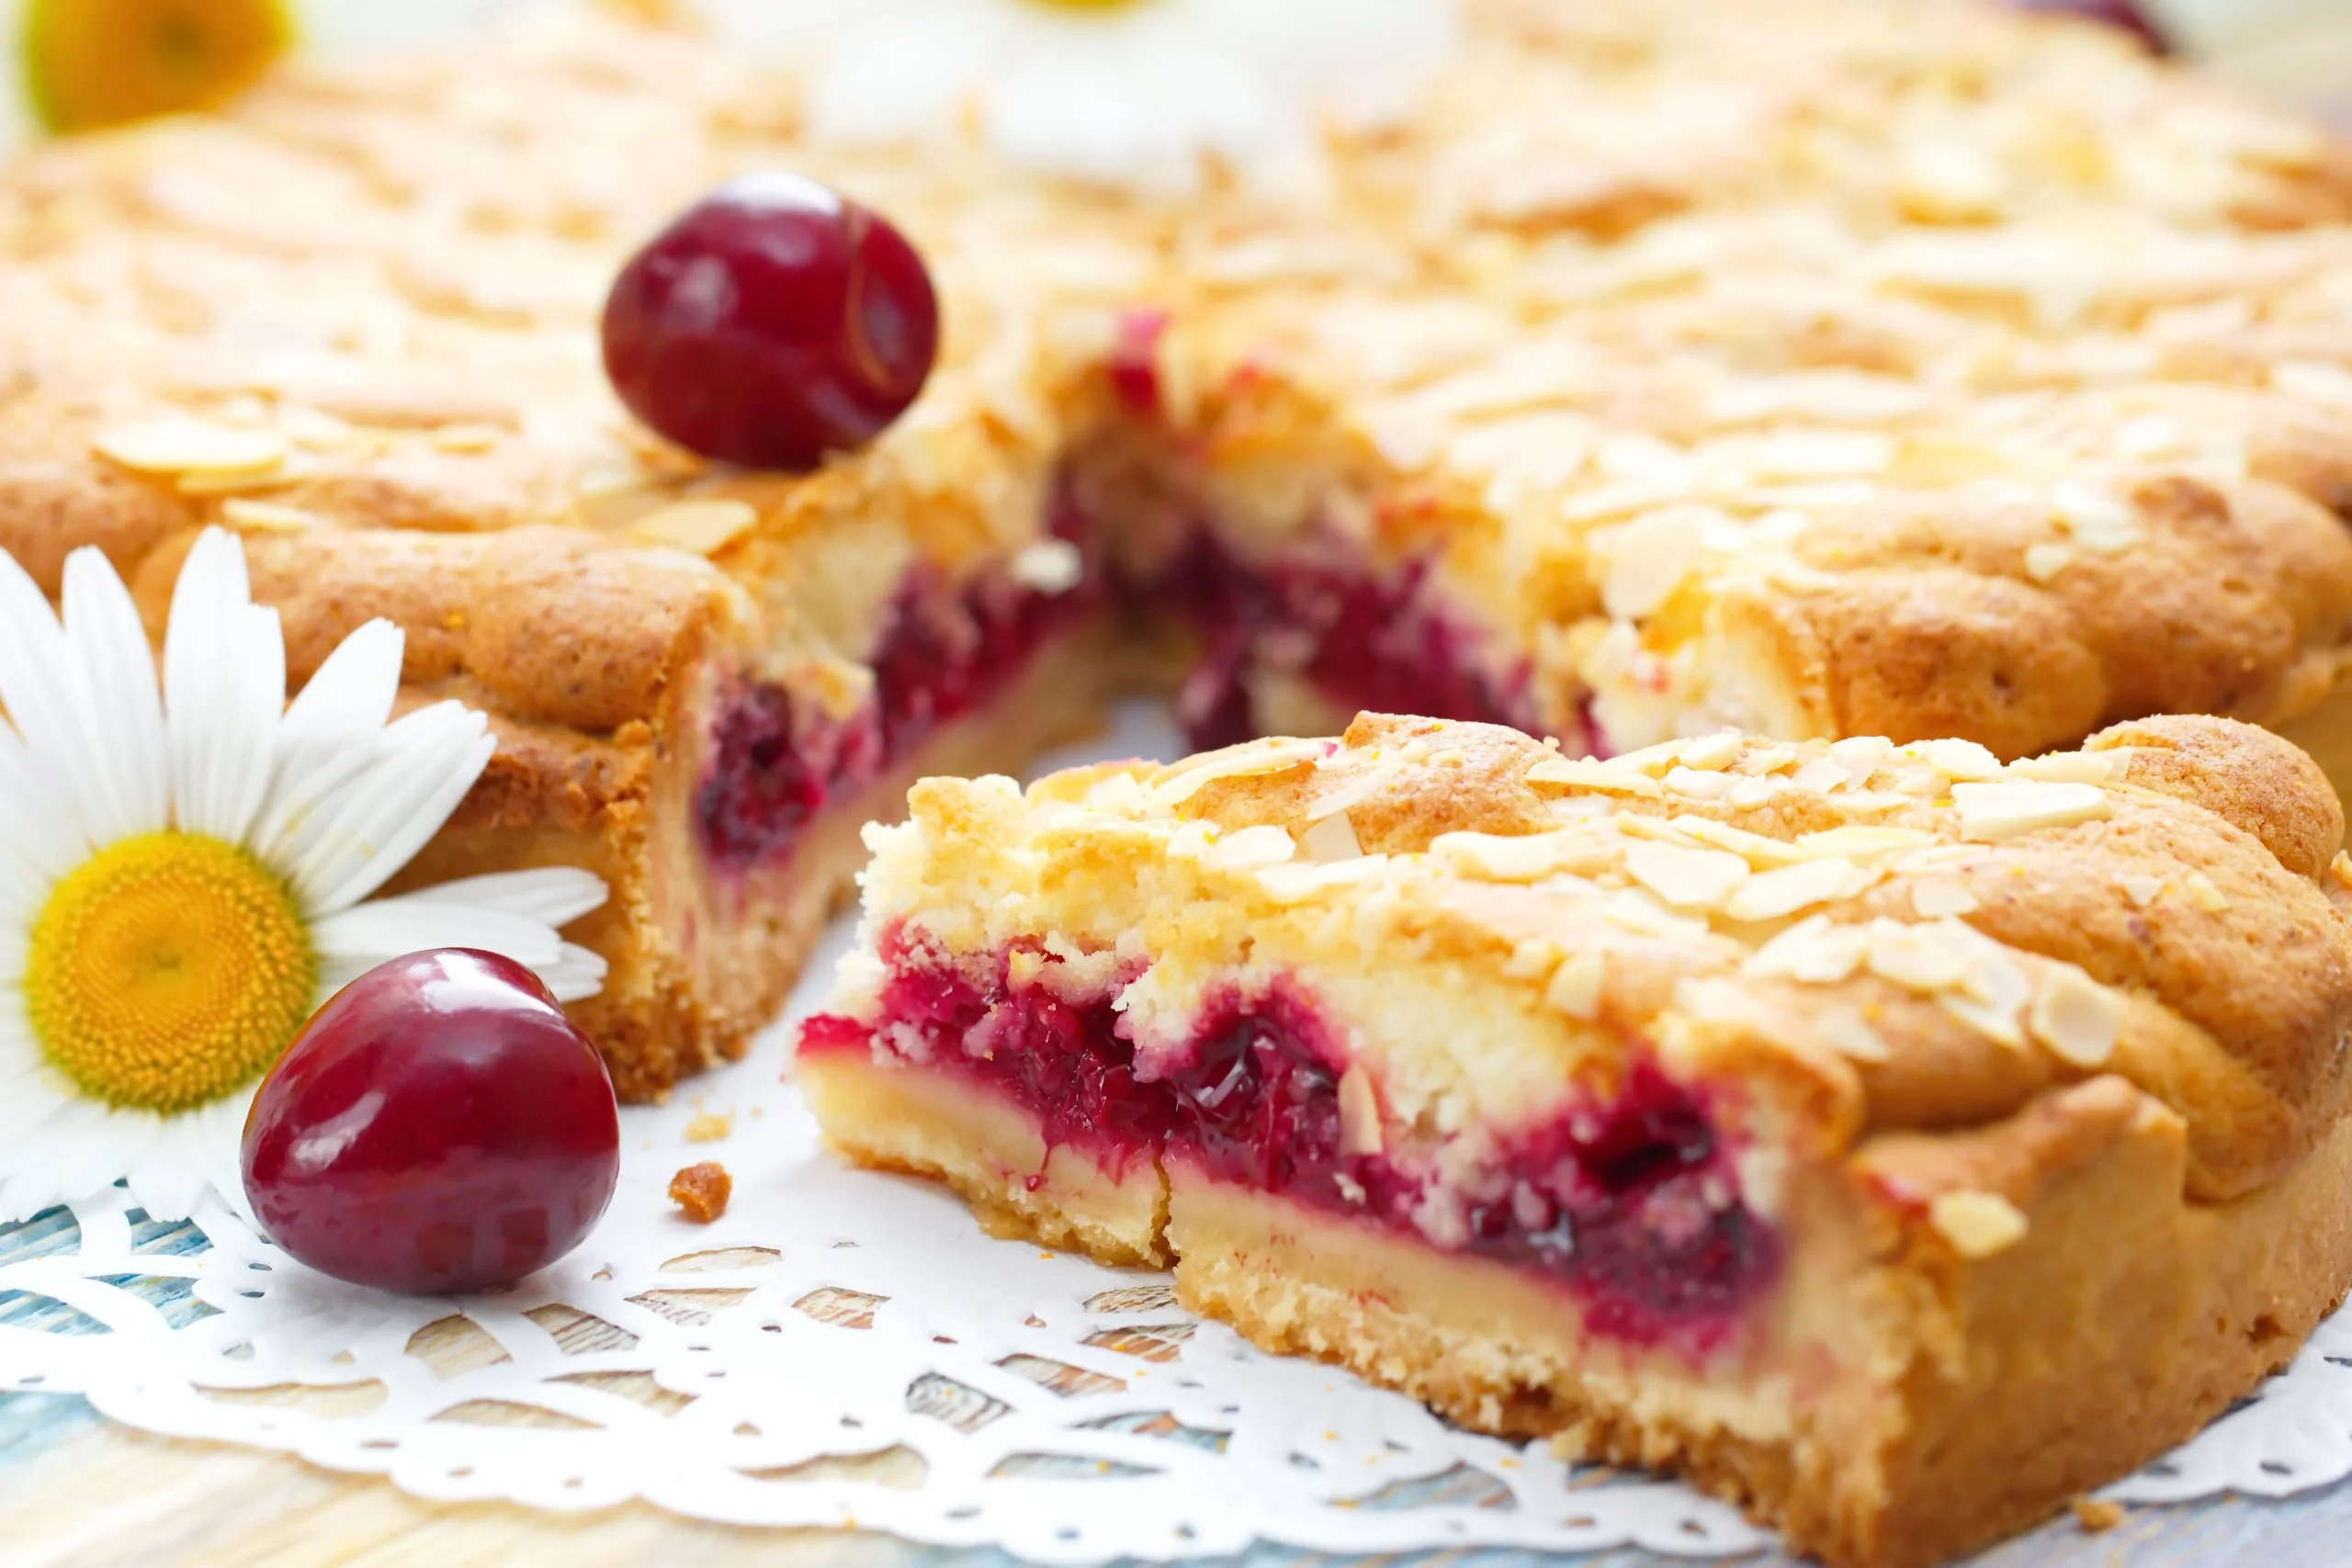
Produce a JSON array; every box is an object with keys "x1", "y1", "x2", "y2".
[
  {"x1": 60, "y1": 545, "x2": 170, "y2": 841},
  {"x1": 276, "y1": 617, "x2": 404, "y2": 785},
  {"x1": 538, "y1": 942, "x2": 610, "y2": 1004},
  {"x1": 392, "y1": 866, "x2": 608, "y2": 927},
  {"x1": 309, "y1": 899, "x2": 562, "y2": 967},
  {"x1": 0, "y1": 716, "x2": 83, "y2": 887},
  {"x1": 0, "y1": 552, "x2": 100, "y2": 856},
  {"x1": 275, "y1": 702, "x2": 495, "y2": 914},
  {"x1": 166, "y1": 529, "x2": 285, "y2": 843},
  {"x1": 126, "y1": 1123, "x2": 210, "y2": 1224}
]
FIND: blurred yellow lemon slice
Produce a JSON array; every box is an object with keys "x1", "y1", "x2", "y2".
[{"x1": 23, "y1": 0, "x2": 292, "y2": 133}]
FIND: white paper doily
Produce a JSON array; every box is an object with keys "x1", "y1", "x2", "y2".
[{"x1": 4, "y1": 705, "x2": 2351, "y2": 1561}]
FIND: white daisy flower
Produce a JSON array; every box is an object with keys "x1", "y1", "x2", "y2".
[
  {"x1": 709, "y1": 0, "x2": 1458, "y2": 197},
  {"x1": 0, "y1": 528, "x2": 607, "y2": 1226}
]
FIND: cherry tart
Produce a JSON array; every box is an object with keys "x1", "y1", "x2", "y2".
[{"x1": 800, "y1": 711, "x2": 2352, "y2": 1568}]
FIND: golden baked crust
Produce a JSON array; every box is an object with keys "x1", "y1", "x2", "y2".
[
  {"x1": 805, "y1": 709, "x2": 2352, "y2": 1568},
  {"x1": 14, "y1": 0, "x2": 2352, "y2": 1094}
]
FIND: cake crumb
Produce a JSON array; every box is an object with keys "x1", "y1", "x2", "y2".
[
  {"x1": 684, "y1": 1111, "x2": 733, "y2": 1144},
  {"x1": 2071, "y1": 1497, "x2": 2123, "y2": 1532},
  {"x1": 669, "y1": 1161, "x2": 732, "y2": 1223}
]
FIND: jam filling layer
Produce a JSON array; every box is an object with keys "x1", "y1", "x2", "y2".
[{"x1": 801, "y1": 931, "x2": 1780, "y2": 1351}]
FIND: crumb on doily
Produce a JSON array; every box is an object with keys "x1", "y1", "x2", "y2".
[
  {"x1": 2072, "y1": 1497, "x2": 2124, "y2": 1532},
  {"x1": 684, "y1": 1110, "x2": 733, "y2": 1143},
  {"x1": 669, "y1": 1160, "x2": 732, "y2": 1223}
]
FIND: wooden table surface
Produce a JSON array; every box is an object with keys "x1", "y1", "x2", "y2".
[{"x1": 10, "y1": 6, "x2": 2352, "y2": 1565}]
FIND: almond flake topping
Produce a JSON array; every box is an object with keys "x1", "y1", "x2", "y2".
[
  {"x1": 1255, "y1": 855, "x2": 1392, "y2": 905},
  {"x1": 1301, "y1": 812, "x2": 1363, "y2": 863},
  {"x1": 1909, "y1": 877, "x2": 1980, "y2": 919},
  {"x1": 631, "y1": 498, "x2": 758, "y2": 556},
  {"x1": 2029, "y1": 966, "x2": 2123, "y2": 1069},
  {"x1": 1815, "y1": 1008, "x2": 1892, "y2": 1063},
  {"x1": 1794, "y1": 826, "x2": 1939, "y2": 859},
  {"x1": 1600, "y1": 505, "x2": 1713, "y2": 620},
  {"x1": 1153, "y1": 739, "x2": 1329, "y2": 807},
  {"x1": 1337, "y1": 1066, "x2": 1384, "y2": 1157},
  {"x1": 1623, "y1": 840, "x2": 1751, "y2": 909},
  {"x1": 94, "y1": 419, "x2": 288, "y2": 476},
  {"x1": 1921, "y1": 739, "x2": 2004, "y2": 782},
  {"x1": 1791, "y1": 757, "x2": 1849, "y2": 793},
  {"x1": 1951, "y1": 781, "x2": 2110, "y2": 840},
  {"x1": 1523, "y1": 756, "x2": 1663, "y2": 797},
  {"x1": 1209, "y1": 824, "x2": 1296, "y2": 873},
  {"x1": 219, "y1": 498, "x2": 326, "y2": 533},
  {"x1": 2120, "y1": 874, "x2": 2165, "y2": 907},
  {"x1": 1929, "y1": 1191, "x2": 2029, "y2": 1259},
  {"x1": 2022, "y1": 542, "x2": 2075, "y2": 584},
  {"x1": 1434, "y1": 831, "x2": 1562, "y2": 883},
  {"x1": 1867, "y1": 922, "x2": 1971, "y2": 992},
  {"x1": 2184, "y1": 872, "x2": 2231, "y2": 912},
  {"x1": 1677, "y1": 730, "x2": 1744, "y2": 772},
  {"x1": 1828, "y1": 736, "x2": 1894, "y2": 787},
  {"x1": 2007, "y1": 750, "x2": 2124, "y2": 784},
  {"x1": 1723, "y1": 857, "x2": 1867, "y2": 922},
  {"x1": 1747, "y1": 915, "x2": 1869, "y2": 983},
  {"x1": 2332, "y1": 852, "x2": 2352, "y2": 893},
  {"x1": 1544, "y1": 950, "x2": 1606, "y2": 1021},
  {"x1": 1306, "y1": 755, "x2": 1408, "y2": 820},
  {"x1": 1663, "y1": 767, "x2": 1738, "y2": 801}
]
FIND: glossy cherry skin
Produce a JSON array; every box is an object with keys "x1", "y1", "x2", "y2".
[
  {"x1": 242, "y1": 949, "x2": 621, "y2": 1294},
  {"x1": 602, "y1": 171, "x2": 940, "y2": 470},
  {"x1": 2001, "y1": 0, "x2": 2167, "y2": 52}
]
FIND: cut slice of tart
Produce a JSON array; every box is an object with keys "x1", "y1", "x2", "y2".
[{"x1": 799, "y1": 710, "x2": 2352, "y2": 1568}]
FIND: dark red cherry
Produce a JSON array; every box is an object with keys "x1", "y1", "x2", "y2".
[
  {"x1": 241, "y1": 949, "x2": 621, "y2": 1294},
  {"x1": 2000, "y1": 0, "x2": 2167, "y2": 52},
  {"x1": 601, "y1": 172, "x2": 940, "y2": 470}
]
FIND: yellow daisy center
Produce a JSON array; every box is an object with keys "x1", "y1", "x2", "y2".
[
  {"x1": 25, "y1": 832, "x2": 317, "y2": 1113},
  {"x1": 20, "y1": 0, "x2": 294, "y2": 135}
]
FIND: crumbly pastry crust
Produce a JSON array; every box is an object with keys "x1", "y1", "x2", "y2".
[
  {"x1": 802, "y1": 710, "x2": 2352, "y2": 1568},
  {"x1": 17, "y1": 0, "x2": 2352, "y2": 1093}
]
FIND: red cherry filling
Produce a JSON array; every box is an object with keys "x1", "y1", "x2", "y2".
[
  {"x1": 1156, "y1": 532, "x2": 1545, "y2": 752},
  {"x1": 803, "y1": 939, "x2": 1779, "y2": 1348},
  {"x1": 602, "y1": 172, "x2": 940, "y2": 470},
  {"x1": 241, "y1": 950, "x2": 621, "y2": 1295},
  {"x1": 695, "y1": 513, "x2": 1100, "y2": 872}
]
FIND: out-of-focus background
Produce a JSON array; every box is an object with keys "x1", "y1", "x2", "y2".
[{"x1": 0, "y1": 0, "x2": 2345, "y2": 156}]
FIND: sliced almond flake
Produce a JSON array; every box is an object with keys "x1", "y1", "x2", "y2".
[
  {"x1": 1746, "y1": 915, "x2": 1868, "y2": 984},
  {"x1": 2052, "y1": 481, "x2": 2143, "y2": 554},
  {"x1": 1256, "y1": 854, "x2": 1392, "y2": 904},
  {"x1": 1866, "y1": 922, "x2": 1971, "y2": 993},
  {"x1": 1209, "y1": 824, "x2": 1296, "y2": 873},
  {"x1": 2029, "y1": 967, "x2": 2123, "y2": 1069},
  {"x1": 1165, "y1": 820, "x2": 1219, "y2": 861},
  {"x1": 1951, "y1": 781, "x2": 2110, "y2": 840},
  {"x1": 1677, "y1": 731, "x2": 1744, "y2": 772},
  {"x1": 631, "y1": 498, "x2": 758, "y2": 556},
  {"x1": 1736, "y1": 746, "x2": 1800, "y2": 776},
  {"x1": 1793, "y1": 826, "x2": 1939, "y2": 859},
  {"x1": 1614, "y1": 814, "x2": 1710, "y2": 852},
  {"x1": 2119, "y1": 874, "x2": 2165, "y2": 907},
  {"x1": 1828, "y1": 736, "x2": 1894, "y2": 788},
  {"x1": 2021, "y1": 542, "x2": 2075, "y2": 584},
  {"x1": 1081, "y1": 773, "x2": 1155, "y2": 818},
  {"x1": 1763, "y1": 556, "x2": 1840, "y2": 596},
  {"x1": 2331, "y1": 852, "x2": 2352, "y2": 893},
  {"x1": 1600, "y1": 505, "x2": 1713, "y2": 620},
  {"x1": 94, "y1": 418, "x2": 288, "y2": 476},
  {"x1": 177, "y1": 464, "x2": 300, "y2": 497},
  {"x1": 1791, "y1": 757, "x2": 1849, "y2": 794},
  {"x1": 1152, "y1": 739, "x2": 1329, "y2": 807},
  {"x1": 1815, "y1": 1008, "x2": 1892, "y2": 1063},
  {"x1": 1306, "y1": 756, "x2": 1407, "y2": 820},
  {"x1": 1434, "y1": 831, "x2": 1562, "y2": 883},
  {"x1": 1726, "y1": 776, "x2": 1781, "y2": 808},
  {"x1": 2274, "y1": 360, "x2": 2352, "y2": 408},
  {"x1": 1663, "y1": 767, "x2": 1737, "y2": 802},
  {"x1": 220, "y1": 498, "x2": 327, "y2": 533},
  {"x1": 1922, "y1": 739, "x2": 2004, "y2": 783},
  {"x1": 1544, "y1": 950, "x2": 1606, "y2": 1021},
  {"x1": 1623, "y1": 840, "x2": 1751, "y2": 909},
  {"x1": 1503, "y1": 938, "x2": 1562, "y2": 980},
  {"x1": 1010, "y1": 538, "x2": 1085, "y2": 594},
  {"x1": 1337, "y1": 1066, "x2": 1383, "y2": 1156},
  {"x1": 1301, "y1": 812, "x2": 1363, "y2": 864},
  {"x1": 1670, "y1": 816, "x2": 1809, "y2": 867},
  {"x1": 1608, "y1": 739, "x2": 1694, "y2": 776},
  {"x1": 1909, "y1": 877, "x2": 1980, "y2": 919},
  {"x1": 1723, "y1": 857, "x2": 1866, "y2": 922},
  {"x1": 1523, "y1": 756, "x2": 1665, "y2": 798},
  {"x1": 431, "y1": 422, "x2": 505, "y2": 454},
  {"x1": 1604, "y1": 887, "x2": 1711, "y2": 939},
  {"x1": 2008, "y1": 750, "x2": 2124, "y2": 784},
  {"x1": 2184, "y1": 872, "x2": 2231, "y2": 913},
  {"x1": 1928, "y1": 1191, "x2": 2028, "y2": 1259}
]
